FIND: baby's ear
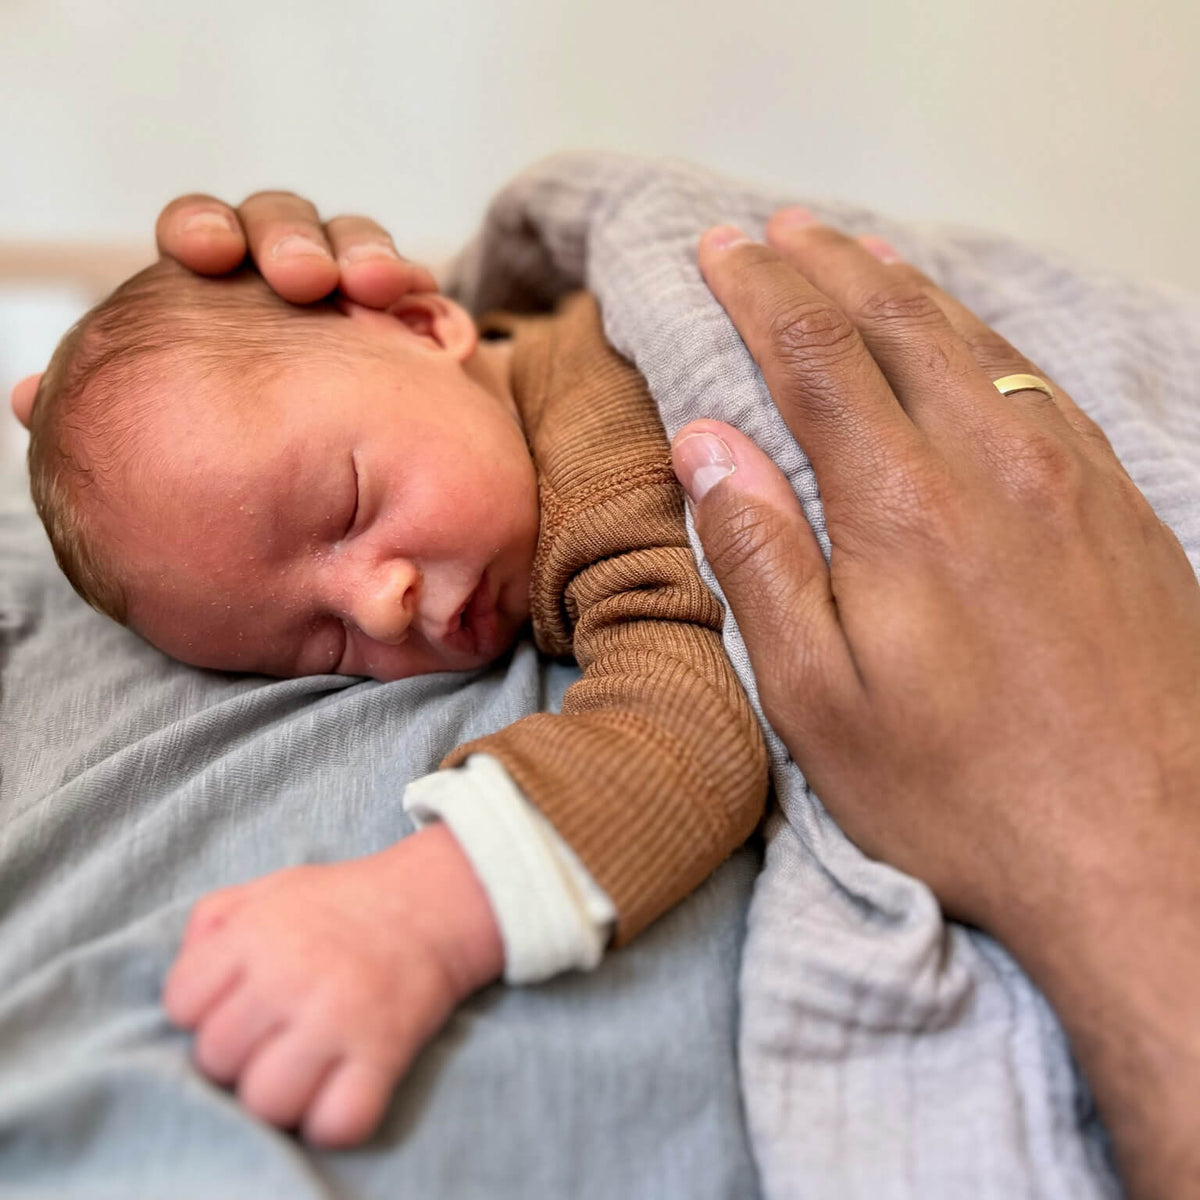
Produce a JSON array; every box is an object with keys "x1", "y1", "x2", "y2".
[
  {"x1": 9, "y1": 373, "x2": 42, "y2": 429},
  {"x1": 386, "y1": 293, "x2": 478, "y2": 362}
]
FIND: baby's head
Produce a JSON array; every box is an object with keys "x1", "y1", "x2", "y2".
[{"x1": 16, "y1": 259, "x2": 539, "y2": 680}]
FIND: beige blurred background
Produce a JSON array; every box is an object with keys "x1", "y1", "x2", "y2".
[{"x1": 2, "y1": 0, "x2": 1198, "y2": 503}]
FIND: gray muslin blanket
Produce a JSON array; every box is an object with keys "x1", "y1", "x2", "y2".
[{"x1": 448, "y1": 152, "x2": 1200, "y2": 1200}]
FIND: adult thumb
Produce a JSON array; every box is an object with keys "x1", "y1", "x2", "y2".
[{"x1": 671, "y1": 419, "x2": 850, "y2": 716}]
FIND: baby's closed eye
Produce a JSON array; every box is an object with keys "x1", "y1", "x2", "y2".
[{"x1": 342, "y1": 452, "x2": 362, "y2": 539}]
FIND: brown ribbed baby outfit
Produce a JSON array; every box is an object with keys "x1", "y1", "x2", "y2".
[{"x1": 442, "y1": 291, "x2": 768, "y2": 945}]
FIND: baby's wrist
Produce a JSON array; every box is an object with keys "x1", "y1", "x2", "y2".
[{"x1": 374, "y1": 824, "x2": 504, "y2": 997}]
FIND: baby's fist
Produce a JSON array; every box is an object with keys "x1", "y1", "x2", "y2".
[{"x1": 163, "y1": 825, "x2": 502, "y2": 1147}]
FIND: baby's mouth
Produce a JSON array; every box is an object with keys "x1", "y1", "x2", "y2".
[
  {"x1": 442, "y1": 575, "x2": 485, "y2": 644},
  {"x1": 453, "y1": 596, "x2": 470, "y2": 631},
  {"x1": 442, "y1": 573, "x2": 503, "y2": 660}
]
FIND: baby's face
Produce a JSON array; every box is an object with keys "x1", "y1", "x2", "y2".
[{"x1": 109, "y1": 303, "x2": 539, "y2": 681}]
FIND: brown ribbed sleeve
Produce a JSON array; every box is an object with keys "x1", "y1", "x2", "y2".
[{"x1": 442, "y1": 292, "x2": 768, "y2": 944}]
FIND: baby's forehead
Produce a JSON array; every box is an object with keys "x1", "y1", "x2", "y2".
[{"x1": 107, "y1": 324, "x2": 377, "y2": 524}]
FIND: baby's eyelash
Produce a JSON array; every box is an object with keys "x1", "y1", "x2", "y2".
[{"x1": 343, "y1": 453, "x2": 361, "y2": 538}]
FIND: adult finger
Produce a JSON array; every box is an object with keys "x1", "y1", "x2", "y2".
[
  {"x1": 237, "y1": 191, "x2": 339, "y2": 304},
  {"x1": 697, "y1": 227, "x2": 931, "y2": 543},
  {"x1": 324, "y1": 215, "x2": 440, "y2": 309},
  {"x1": 155, "y1": 194, "x2": 246, "y2": 276},
  {"x1": 671, "y1": 419, "x2": 861, "y2": 751},
  {"x1": 853, "y1": 235, "x2": 1120, "y2": 460},
  {"x1": 764, "y1": 211, "x2": 1014, "y2": 442},
  {"x1": 762, "y1": 211, "x2": 1124, "y2": 487}
]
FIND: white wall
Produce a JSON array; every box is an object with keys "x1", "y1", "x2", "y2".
[
  {"x1": 2, "y1": 0, "x2": 1197, "y2": 496},
  {"x1": 3, "y1": 0, "x2": 1197, "y2": 284}
]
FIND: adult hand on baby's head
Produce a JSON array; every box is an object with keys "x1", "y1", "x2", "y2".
[
  {"x1": 155, "y1": 190, "x2": 438, "y2": 307},
  {"x1": 673, "y1": 212, "x2": 1200, "y2": 1200}
]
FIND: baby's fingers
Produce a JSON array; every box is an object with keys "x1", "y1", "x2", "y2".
[
  {"x1": 302, "y1": 1058, "x2": 396, "y2": 1148},
  {"x1": 191, "y1": 984, "x2": 286, "y2": 1086},
  {"x1": 162, "y1": 944, "x2": 242, "y2": 1030},
  {"x1": 237, "y1": 1025, "x2": 341, "y2": 1131}
]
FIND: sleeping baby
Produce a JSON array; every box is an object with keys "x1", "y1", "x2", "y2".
[{"x1": 13, "y1": 258, "x2": 768, "y2": 1147}]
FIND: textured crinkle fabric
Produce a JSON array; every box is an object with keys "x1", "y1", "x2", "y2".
[{"x1": 448, "y1": 151, "x2": 1200, "y2": 1200}]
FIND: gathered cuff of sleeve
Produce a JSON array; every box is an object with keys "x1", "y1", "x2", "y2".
[{"x1": 402, "y1": 753, "x2": 616, "y2": 985}]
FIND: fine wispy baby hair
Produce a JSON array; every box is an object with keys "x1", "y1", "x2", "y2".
[{"x1": 27, "y1": 259, "x2": 350, "y2": 622}]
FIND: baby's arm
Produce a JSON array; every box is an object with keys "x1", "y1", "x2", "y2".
[
  {"x1": 162, "y1": 823, "x2": 501, "y2": 1148},
  {"x1": 443, "y1": 291, "x2": 770, "y2": 952},
  {"x1": 446, "y1": 518, "x2": 771, "y2": 947},
  {"x1": 404, "y1": 752, "x2": 615, "y2": 982}
]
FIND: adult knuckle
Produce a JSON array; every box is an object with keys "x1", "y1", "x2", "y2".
[
  {"x1": 961, "y1": 327, "x2": 1023, "y2": 375},
  {"x1": 920, "y1": 337, "x2": 958, "y2": 378},
  {"x1": 854, "y1": 284, "x2": 943, "y2": 332},
  {"x1": 1000, "y1": 429, "x2": 1085, "y2": 501},
  {"x1": 768, "y1": 297, "x2": 859, "y2": 369},
  {"x1": 704, "y1": 499, "x2": 789, "y2": 581}
]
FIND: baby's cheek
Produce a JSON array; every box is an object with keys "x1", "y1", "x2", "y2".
[{"x1": 287, "y1": 631, "x2": 340, "y2": 678}]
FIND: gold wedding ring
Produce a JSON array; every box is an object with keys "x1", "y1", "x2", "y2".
[{"x1": 993, "y1": 373, "x2": 1055, "y2": 400}]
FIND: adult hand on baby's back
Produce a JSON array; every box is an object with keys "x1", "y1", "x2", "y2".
[
  {"x1": 155, "y1": 190, "x2": 438, "y2": 307},
  {"x1": 673, "y1": 211, "x2": 1200, "y2": 1200}
]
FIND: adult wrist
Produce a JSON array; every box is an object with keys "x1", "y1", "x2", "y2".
[{"x1": 979, "y1": 777, "x2": 1200, "y2": 1198}]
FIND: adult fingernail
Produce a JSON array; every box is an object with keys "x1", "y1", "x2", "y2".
[
  {"x1": 339, "y1": 240, "x2": 398, "y2": 263},
  {"x1": 704, "y1": 225, "x2": 751, "y2": 252},
  {"x1": 859, "y1": 235, "x2": 903, "y2": 264},
  {"x1": 774, "y1": 206, "x2": 819, "y2": 231},
  {"x1": 674, "y1": 431, "x2": 735, "y2": 502},
  {"x1": 271, "y1": 234, "x2": 331, "y2": 260},
  {"x1": 181, "y1": 211, "x2": 236, "y2": 234}
]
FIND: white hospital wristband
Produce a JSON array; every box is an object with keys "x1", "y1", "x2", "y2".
[{"x1": 403, "y1": 753, "x2": 616, "y2": 985}]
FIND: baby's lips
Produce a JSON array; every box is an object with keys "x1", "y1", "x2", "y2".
[
  {"x1": 469, "y1": 606, "x2": 507, "y2": 663},
  {"x1": 440, "y1": 575, "x2": 485, "y2": 656}
]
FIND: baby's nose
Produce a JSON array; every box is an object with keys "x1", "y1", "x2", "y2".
[{"x1": 352, "y1": 559, "x2": 421, "y2": 644}]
